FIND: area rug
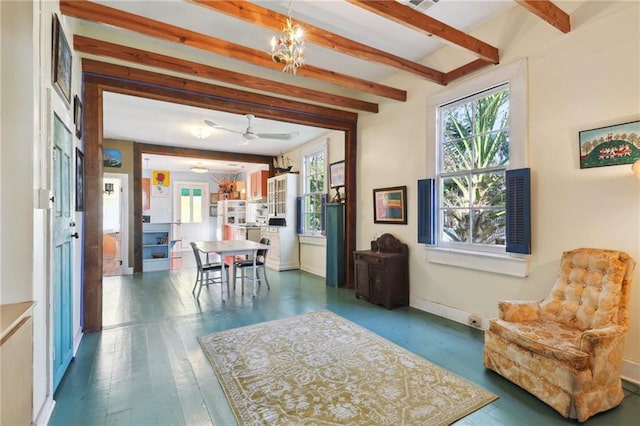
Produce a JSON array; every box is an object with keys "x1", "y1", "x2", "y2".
[{"x1": 198, "y1": 310, "x2": 497, "y2": 425}]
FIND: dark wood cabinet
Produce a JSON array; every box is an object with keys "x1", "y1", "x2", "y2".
[{"x1": 353, "y1": 234, "x2": 409, "y2": 309}]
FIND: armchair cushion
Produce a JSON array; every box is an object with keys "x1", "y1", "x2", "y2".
[{"x1": 489, "y1": 319, "x2": 588, "y2": 370}]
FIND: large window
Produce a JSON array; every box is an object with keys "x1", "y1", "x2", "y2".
[
  {"x1": 438, "y1": 84, "x2": 509, "y2": 253},
  {"x1": 424, "y1": 60, "x2": 529, "y2": 276},
  {"x1": 300, "y1": 145, "x2": 327, "y2": 235}
]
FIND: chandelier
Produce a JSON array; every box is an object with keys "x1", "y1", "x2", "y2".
[{"x1": 270, "y1": 2, "x2": 305, "y2": 74}]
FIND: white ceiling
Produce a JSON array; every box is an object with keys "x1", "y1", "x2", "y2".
[{"x1": 92, "y1": 0, "x2": 518, "y2": 172}]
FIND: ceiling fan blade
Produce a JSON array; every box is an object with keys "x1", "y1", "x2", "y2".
[
  {"x1": 256, "y1": 132, "x2": 299, "y2": 140},
  {"x1": 216, "y1": 126, "x2": 244, "y2": 135}
]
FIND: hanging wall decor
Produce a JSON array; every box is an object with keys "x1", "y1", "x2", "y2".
[
  {"x1": 578, "y1": 120, "x2": 640, "y2": 169},
  {"x1": 373, "y1": 186, "x2": 407, "y2": 224},
  {"x1": 75, "y1": 148, "x2": 85, "y2": 211},
  {"x1": 52, "y1": 14, "x2": 72, "y2": 106}
]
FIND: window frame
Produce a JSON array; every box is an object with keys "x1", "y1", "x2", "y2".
[
  {"x1": 437, "y1": 83, "x2": 510, "y2": 255},
  {"x1": 425, "y1": 60, "x2": 529, "y2": 277},
  {"x1": 299, "y1": 141, "x2": 328, "y2": 236}
]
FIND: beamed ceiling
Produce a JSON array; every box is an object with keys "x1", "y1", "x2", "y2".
[{"x1": 62, "y1": 0, "x2": 571, "y2": 116}]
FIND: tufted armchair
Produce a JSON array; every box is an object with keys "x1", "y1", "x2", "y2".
[{"x1": 484, "y1": 248, "x2": 635, "y2": 422}]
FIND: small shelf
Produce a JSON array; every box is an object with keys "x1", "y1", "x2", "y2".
[{"x1": 143, "y1": 223, "x2": 171, "y2": 271}]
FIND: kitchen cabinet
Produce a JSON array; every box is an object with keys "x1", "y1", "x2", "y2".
[
  {"x1": 263, "y1": 173, "x2": 299, "y2": 271},
  {"x1": 353, "y1": 233, "x2": 408, "y2": 309},
  {"x1": 267, "y1": 173, "x2": 296, "y2": 218},
  {"x1": 261, "y1": 226, "x2": 299, "y2": 271},
  {"x1": 250, "y1": 170, "x2": 269, "y2": 200}
]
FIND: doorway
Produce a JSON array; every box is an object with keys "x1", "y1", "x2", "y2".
[{"x1": 103, "y1": 173, "x2": 129, "y2": 276}]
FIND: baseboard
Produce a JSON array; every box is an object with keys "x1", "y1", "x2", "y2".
[
  {"x1": 73, "y1": 327, "x2": 83, "y2": 355},
  {"x1": 33, "y1": 397, "x2": 55, "y2": 426},
  {"x1": 123, "y1": 266, "x2": 134, "y2": 275},
  {"x1": 409, "y1": 295, "x2": 640, "y2": 385},
  {"x1": 300, "y1": 265, "x2": 324, "y2": 277}
]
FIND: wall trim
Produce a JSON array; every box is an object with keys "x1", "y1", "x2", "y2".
[
  {"x1": 300, "y1": 265, "x2": 324, "y2": 277},
  {"x1": 409, "y1": 296, "x2": 640, "y2": 385},
  {"x1": 34, "y1": 398, "x2": 55, "y2": 426}
]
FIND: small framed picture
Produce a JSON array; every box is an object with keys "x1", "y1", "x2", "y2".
[
  {"x1": 52, "y1": 14, "x2": 72, "y2": 106},
  {"x1": 73, "y1": 95, "x2": 83, "y2": 138},
  {"x1": 75, "y1": 148, "x2": 85, "y2": 211},
  {"x1": 329, "y1": 160, "x2": 345, "y2": 188},
  {"x1": 578, "y1": 120, "x2": 640, "y2": 169},
  {"x1": 373, "y1": 186, "x2": 407, "y2": 224}
]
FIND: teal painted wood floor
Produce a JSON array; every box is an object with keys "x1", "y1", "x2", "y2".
[{"x1": 50, "y1": 268, "x2": 640, "y2": 425}]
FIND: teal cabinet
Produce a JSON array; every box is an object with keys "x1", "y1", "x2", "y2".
[{"x1": 325, "y1": 203, "x2": 345, "y2": 287}]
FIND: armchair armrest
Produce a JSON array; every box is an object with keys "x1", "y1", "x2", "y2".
[
  {"x1": 580, "y1": 325, "x2": 628, "y2": 352},
  {"x1": 498, "y1": 300, "x2": 540, "y2": 322},
  {"x1": 580, "y1": 325, "x2": 629, "y2": 380}
]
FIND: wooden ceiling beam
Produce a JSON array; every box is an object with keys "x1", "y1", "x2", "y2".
[
  {"x1": 59, "y1": 0, "x2": 406, "y2": 101},
  {"x1": 74, "y1": 36, "x2": 378, "y2": 113},
  {"x1": 444, "y1": 59, "x2": 496, "y2": 84},
  {"x1": 81, "y1": 59, "x2": 359, "y2": 123},
  {"x1": 346, "y1": 0, "x2": 499, "y2": 64},
  {"x1": 190, "y1": 0, "x2": 446, "y2": 85},
  {"x1": 515, "y1": 0, "x2": 571, "y2": 33}
]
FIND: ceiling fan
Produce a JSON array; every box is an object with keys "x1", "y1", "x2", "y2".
[{"x1": 204, "y1": 114, "x2": 299, "y2": 145}]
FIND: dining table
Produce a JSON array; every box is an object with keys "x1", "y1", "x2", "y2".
[{"x1": 193, "y1": 240, "x2": 270, "y2": 300}]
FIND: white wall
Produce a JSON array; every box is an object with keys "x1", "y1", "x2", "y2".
[
  {"x1": 286, "y1": 130, "x2": 345, "y2": 277},
  {"x1": 357, "y1": 1, "x2": 640, "y2": 379},
  {"x1": 1, "y1": 2, "x2": 84, "y2": 423}
]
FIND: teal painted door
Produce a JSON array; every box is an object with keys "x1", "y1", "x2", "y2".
[{"x1": 52, "y1": 113, "x2": 74, "y2": 390}]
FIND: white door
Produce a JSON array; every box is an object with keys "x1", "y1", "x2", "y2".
[
  {"x1": 103, "y1": 174, "x2": 128, "y2": 276},
  {"x1": 173, "y1": 181, "x2": 209, "y2": 248}
]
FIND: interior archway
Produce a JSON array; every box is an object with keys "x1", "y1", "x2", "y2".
[{"x1": 81, "y1": 62, "x2": 358, "y2": 331}]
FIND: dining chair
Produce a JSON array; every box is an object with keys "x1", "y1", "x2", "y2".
[
  {"x1": 233, "y1": 238, "x2": 270, "y2": 295},
  {"x1": 190, "y1": 242, "x2": 229, "y2": 299}
]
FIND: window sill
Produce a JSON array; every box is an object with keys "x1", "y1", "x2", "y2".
[
  {"x1": 424, "y1": 246, "x2": 528, "y2": 277},
  {"x1": 299, "y1": 235, "x2": 326, "y2": 246}
]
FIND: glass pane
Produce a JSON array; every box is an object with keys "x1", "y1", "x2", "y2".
[
  {"x1": 474, "y1": 131, "x2": 509, "y2": 169},
  {"x1": 476, "y1": 91, "x2": 509, "y2": 133},
  {"x1": 471, "y1": 172, "x2": 505, "y2": 208},
  {"x1": 443, "y1": 104, "x2": 472, "y2": 141},
  {"x1": 180, "y1": 193, "x2": 190, "y2": 223},
  {"x1": 472, "y1": 209, "x2": 506, "y2": 245},
  {"x1": 193, "y1": 191, "x2": 202, "y2": 223},
  {"x1": 441, "y1": 209, "x2": 470, "y2": 243},
  {"x1": 442, "y1": 137, "x2": 473, "y2": 172},
  {"x1": 442, "y1": 175, "x2": 470, "y2": 208}
]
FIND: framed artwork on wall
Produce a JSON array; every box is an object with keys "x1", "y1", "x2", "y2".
[
  {"x1": 329, "y1": 160, "x2": 345, "y2": 188},
  {"x1": 52, "y1": 14, "x2": 72, "y2": 106},
  {"x1": 373, "y1": 186, "x2": 407, "y2": 224},
  {"x1": 75, "y1": 148, "x2": 85, "y2": 211},
  {"x1": 103, "y1": 148, "x2": 122, "y2": 168},
  {"x1": 578, "y1": 120, "x2": 640, "y2": 169},
  {"x1": 73, "y1": 95, "x2": 83, "y2": 138}
]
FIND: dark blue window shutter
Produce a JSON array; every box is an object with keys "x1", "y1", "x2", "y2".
[
  {"x1": 506, "y1": 168, "x2": 531, "y2": 254},
  {"x1": 296, "y1": 196, "x2": 303, "y2": 234},
  {"x1": 321, "y1": 194, "x2": 328, "y2": 236},
  {"x1": 417, "y1": 179, "x2": 436, "y2": 244}
]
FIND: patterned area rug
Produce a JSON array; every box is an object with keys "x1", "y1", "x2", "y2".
[{"x1": 198, "y1": 311, "x2": 497, "y2": 425}]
